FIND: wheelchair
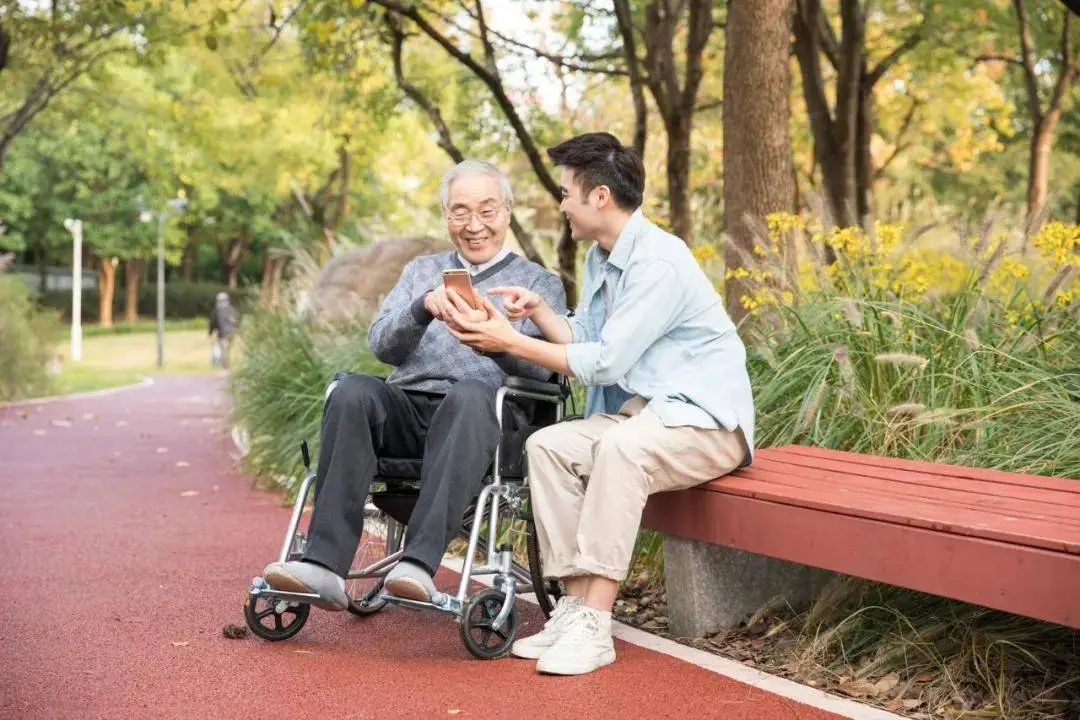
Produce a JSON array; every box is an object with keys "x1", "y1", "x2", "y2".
[{"x1": 244, "y1": 374, "x2": 571, "y2": 659}]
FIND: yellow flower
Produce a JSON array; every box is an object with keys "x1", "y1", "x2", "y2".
[
  {"x1": 989, "y1": 257, "x2": 1031, "y2": 296},
  {"x1": 826, "y1": 227, "x2": 868, "y2": 258},
  {"x1": 1031, "y1": 221, "x2": 1080, "y2": 269},
  {"x1": 692, "y1": 244, "x2": 719, "y2": 264},
  {"x1": 873, "y1": 222, "x2": 903, "y2": 254},
  {"x1": 766, "y1": 212, "x2": 804, "y2": 236}
]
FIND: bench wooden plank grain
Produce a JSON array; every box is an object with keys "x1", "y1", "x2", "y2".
[
  {"x1": 641, "y1": 445, "x2": 1080, "y2": 629},
  {"x1": 774, "y1": 445, "x2": 1080, "y2": 495},
  {"x1": 745, "y1": 458, "x2": 1080, "y2": 524}
]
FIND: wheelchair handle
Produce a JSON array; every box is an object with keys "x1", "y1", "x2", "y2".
[{"x1": 300, "y1": 440, "x2": 311, "y2": 470}]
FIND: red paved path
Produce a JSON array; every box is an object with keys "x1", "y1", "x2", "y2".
[{"x1": 1, "y1": 376, "x2": 844, "y2": 720}]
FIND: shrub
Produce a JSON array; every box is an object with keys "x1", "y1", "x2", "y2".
[
  {"x1": 39, "y1": 281, "x2": 256, "y2": 322},
  {"x1": 229, "y1": 307, "x2": 388, "y2": 486},
  {"x1": 691, "y1": 215, "x2": 1080, "y2": 719},
  {"x1": 0, "y1": 275, "x2": 60, "y2": 401}
]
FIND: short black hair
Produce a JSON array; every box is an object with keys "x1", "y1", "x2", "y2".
[{"x1": 546, "y1": 132, "x2": 644, "y2": 211}]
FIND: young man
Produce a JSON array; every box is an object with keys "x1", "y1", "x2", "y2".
[
  {"x1": 262, "y1": 160, "x2": 566, "y2": 611},
  {"x1": 446, "y1": 133, "x2": 754, "y2": 675}
]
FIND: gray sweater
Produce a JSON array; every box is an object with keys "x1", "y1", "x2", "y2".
[{"x1": 368, "y1": 251, "x2": 568, "y2": 393}]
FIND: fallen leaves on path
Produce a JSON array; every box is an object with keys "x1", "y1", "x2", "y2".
[
  {"x1": 171, "y1": 641, "x2": 189, "y2": 647},
  {"x1": 175, "y1": 461, "x2": 190, "y2": 467},
  {"x1": 180, "y1": 490, "x2": 199, "y2": 497}
]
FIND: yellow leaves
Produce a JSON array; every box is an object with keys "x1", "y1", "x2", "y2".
[{"x1": 305, "y1": 20, "x2": 337, "y2": 44}]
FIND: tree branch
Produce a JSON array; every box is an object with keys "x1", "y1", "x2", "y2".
[
  {"x1": 817, "y1": 9, "x2": 840, "y2": 70},
  {"x1": 866, "y1": 25, "x2": 924, "y2": 87},
  {"x1": 873, "y1": 95, "x2": 921, "y2": 180},
  {"x1": 613, "y1": 0, "x2": 648, "y2": 155},
  {"x1": 437, "y1": 0, "x2": 627, "y2": 75},
  {"x1": 369, "y1": 0, "x2": 561, "y2": 201},
  {"x1": 1013, "y1": 0, "x2": 1043, "y2": 123},
  {"x1": 1047, "y1": 11, "x2": 1077, "y2": 117},
  {"x1": 681, "y1": 0, "x2": 714, "y2": 112}
]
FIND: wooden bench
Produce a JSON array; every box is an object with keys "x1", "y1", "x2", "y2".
[{"x1": 642, "y1": 445, "x2": 1080, "y2": 632}]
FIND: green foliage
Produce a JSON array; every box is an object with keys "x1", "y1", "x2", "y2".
[
  {"x1": 699, "y1": 215, "x2": 1080, "y2": 718},
  {"x1": 38, "y1": 281, "x2": 254, "y2": 322},
  {"x1": 0, "y1": 276, "x2": 60, "y2": 401},
  {"x1": 229, "y1": 307, "x2": 389, "y2": 486}
]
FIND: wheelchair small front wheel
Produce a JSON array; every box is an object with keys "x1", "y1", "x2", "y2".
[
  {"x1": 244, "y1": 592, "x2": 310, "y2": 641},
  {"x1": 460, "y1": 588, "x2": 518, "y2": 660}
]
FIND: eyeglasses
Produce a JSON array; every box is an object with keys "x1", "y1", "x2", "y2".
[{"x1": 446, "y1": 206, "x2": 504, "y2": 228}]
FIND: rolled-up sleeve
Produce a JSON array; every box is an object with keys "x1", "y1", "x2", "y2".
[{"x1": 565, "y1": 260, "x2": 681, "y2": 386}]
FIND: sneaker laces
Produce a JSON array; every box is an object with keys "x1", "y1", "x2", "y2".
[
  {"x1": 558, "y1": 607, "x2": 605, "y2": 643},
  {"x1": 545, "y1": 595, "x2": 583, "y2": 631}
]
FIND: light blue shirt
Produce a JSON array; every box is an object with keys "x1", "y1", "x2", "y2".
[{"x1": 564, "y1": 210, "x2": 756, "y2": 453}]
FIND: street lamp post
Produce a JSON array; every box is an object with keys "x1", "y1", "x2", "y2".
[
  {"x1": 63, "y1": 218, "x2": 83, "y2": 363},
  {"x1": 139, "y1": 197, "x2": 188, "y2": 369}
]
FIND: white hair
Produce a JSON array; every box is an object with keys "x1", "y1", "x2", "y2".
[{"x1": 438, "y1": 160, "x2": 514, "y2": 210}]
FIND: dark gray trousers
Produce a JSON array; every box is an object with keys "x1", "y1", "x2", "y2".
[{"x1": 302, "y1": 373, "x2": 500, "y2": 577}]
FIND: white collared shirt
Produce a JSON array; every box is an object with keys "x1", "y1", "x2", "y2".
[{"x1": 456, "y1": 246, "x2": 511, "y2": 275}]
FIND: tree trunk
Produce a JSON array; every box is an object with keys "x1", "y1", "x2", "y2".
[
  {"x1": 1027, "y1": 117, "x2": 1056, "y2": 216},
  {"x1": 180, "y1": 236, "x2": 196, "y2": 282},
  {"x1": 97, "y1": 257, "x2": 118, "y2": 328},
  {"x1": 667, "y1": 116, "x2": 694, "y2": 244},
  {"x1": 556, "y1": 220, "x2": 577, "y2": 305},
  {"x1": 855, "y1": 65, "x2": 875, "y2": 226},
  {"x1": 123, "y1": 259, "x2": 144, "y2": 322},
  {"x1": 218, "y1": 233, "x2": 251, "y2": 290},
  {"x1": 259, "y1": 254, "x2": 288, "y2": 306},
  {"x1": 722, "y1": 0, "x2": 796, "y2": 325},
  {"x1": 37, "y1": 248, "x2": 47, "y2": 292}
]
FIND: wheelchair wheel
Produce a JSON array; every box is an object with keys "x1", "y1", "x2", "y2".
[
  {"x1": 346, "y1": 513, "x2": 403, "y2": 616},
  {"x1": 526, "y1": 516, "x2": 563, "y2": 618},
  {"x1": 460, "y1": 588, "x2": 518, "y2": 660},
  {"x1": 244, "y1": 592, "x2": 310, "y2": 641}
]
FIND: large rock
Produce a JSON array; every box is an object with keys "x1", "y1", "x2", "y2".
[{"x1": 308, "y1": 235, "x2": 445, "y2": 324}]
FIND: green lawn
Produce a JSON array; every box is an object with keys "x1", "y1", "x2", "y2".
[{"x1": 51, "y1": 323, "x2": 236, "y2": 395}]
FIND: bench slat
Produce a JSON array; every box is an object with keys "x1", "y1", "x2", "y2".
[
  {"x1": 642, "y1": 488, "x2": 1080, "y2": 628},
  {"x1": 758, "y1": 450, "x2": 1080, "y2": 507},
  {"x1": 770, "y1": 445, "x2": 1080, "y2": 495},
  {"x1": 693, "y1": 474, "x2": 1080, "y2": 554},
  {"x1": 747, "y1": 457, "x2": 1080, "y2": 525}
]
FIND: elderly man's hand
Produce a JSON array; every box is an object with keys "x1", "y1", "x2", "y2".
[
  {"x1": 425, "y1": 286, "x2": 485, "y2": 325},
  {"x1": 445, "y1": 292, "x2": 520, "y2": 354},
  {"x1": 442, "y1": 288, "x2": 486, "y2": 332}
]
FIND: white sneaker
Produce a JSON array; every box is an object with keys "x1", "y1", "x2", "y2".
[
  {"x1": 535, "y1": 606, "x2": 615, "y2": 675},
  {"x1": 510, "y1": 595, "x2": 584, "y2": 659}
]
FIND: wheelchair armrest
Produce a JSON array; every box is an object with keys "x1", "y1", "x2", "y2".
[{"x1": 503, "y1": 375, "x2": 569, "y2": 399}]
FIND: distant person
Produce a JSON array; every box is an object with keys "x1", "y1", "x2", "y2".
[{"x1": 209, "y1": 292, "x2": 238, "y2": 369}]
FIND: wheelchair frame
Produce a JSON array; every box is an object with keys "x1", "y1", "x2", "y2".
[{"x1": 245, "y1": 377, "x2": 567, "y2": 658}]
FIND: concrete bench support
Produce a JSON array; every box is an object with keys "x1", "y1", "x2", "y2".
[{"x1": 662, "y1": 534, "x2": 835, "y2": 638}]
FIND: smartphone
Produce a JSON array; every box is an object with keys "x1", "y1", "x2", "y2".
[{"x1": 442, "y1": 269, "x2": 478, "y2": 310}]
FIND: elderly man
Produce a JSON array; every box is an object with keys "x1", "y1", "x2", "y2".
[
  {"x1": 263, "y1": 160, "x2": 566, "y2": 609},
  {"x1": 446, "y1": 133, "x2": 754, "y2": 675}
]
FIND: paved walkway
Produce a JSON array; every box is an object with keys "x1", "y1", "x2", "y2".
[{"x1": 2, "y1": 376, "x2": 854, "y2": 720}]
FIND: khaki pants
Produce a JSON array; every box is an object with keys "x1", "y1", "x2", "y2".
[{"x1": 525, "y1": 396, "x2": 746, "y2": 582}]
